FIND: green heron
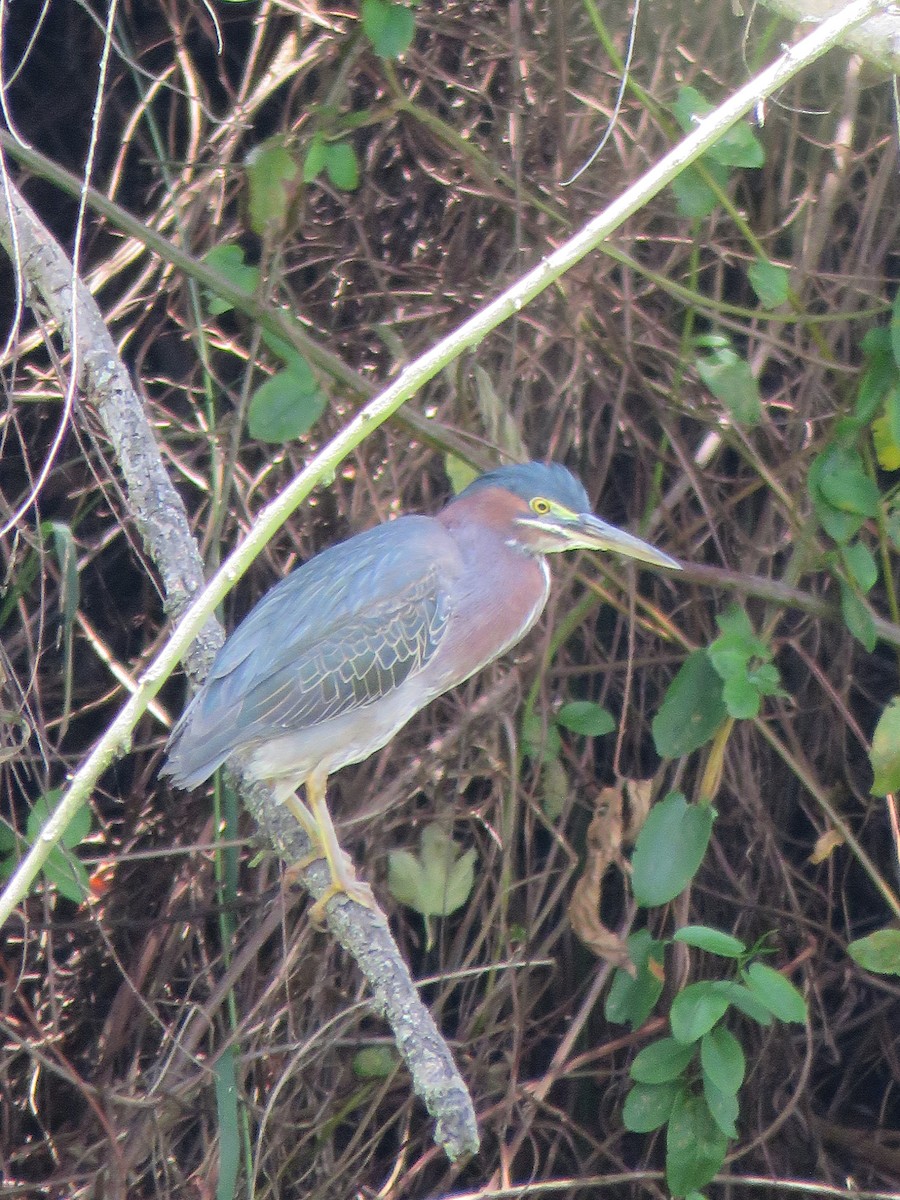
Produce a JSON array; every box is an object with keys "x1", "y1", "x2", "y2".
[{"x1": 163, "y1": 462, "x2": 679, "y2": 916}]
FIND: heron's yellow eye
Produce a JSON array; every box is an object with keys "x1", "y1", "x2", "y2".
[{"x1": 531, "y1": 497, "x2": 551, "y2": 515}]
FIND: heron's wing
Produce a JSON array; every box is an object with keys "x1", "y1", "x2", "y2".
[
  {"x1": 235, "y1": 561, "x2": 451, "y2": 730},
  {"x1": 163, "y1": 517, "x2": 458, "y2": 785}
]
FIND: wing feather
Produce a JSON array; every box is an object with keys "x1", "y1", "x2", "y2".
[{"x1": 163, "y1": 516, "x2": 458, "y2": 786}]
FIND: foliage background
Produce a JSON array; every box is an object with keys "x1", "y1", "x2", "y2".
[{"x1": 1, "y1": 0, "x2": 899, "y2": 1197}]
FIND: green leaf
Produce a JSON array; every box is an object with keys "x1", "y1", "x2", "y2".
[
  {"x1": 630, "y1": 1037, "x2": 696, "y2": 1084},
  {"x1": 556, "y1": 700, "x2": 615, "y2": 737},
  {"x1": 811, "y1": 504, "x2": 866, "y2": 545},
  {"x1": 712, "y1": 606, "x2": 766, "y2": 657},
  {"x1": 870, "y1": 697, "x2": 900, "y2": 795},
  {"x1": 708, "y1": 646, "x2": 748, "y2": 681},
  {"x1": 748, "y1": 258, "x2": 789, "y2": 309},
  {"x1": 892, "y1": 286, "x2": 900, "y2": 369},
  {"x1": 47, "y1": 520, "x2": 78, "y2": 733},
  {"x1": 867, "y1": 411, "x2": 898, "y2": 465},
  {"x1": 886, "y1": 387, "x2": 900, "y2": 449},
  {"x1": 444, "y1": 452, "x2": 479, "y2": 495},
  {"x1": 709, "y1": 980, "x2": 773, "y2": 1026},
  {"x1": 671, "y1": 167, "x2": 721, "y2": 220},
  {"x1": 42, "y1": 845, "x2": 90, "y2": 904},
  {"x1": 30, "y1": 788, "x2": 92, "y2": 903},
  {"x1": 743, "y1": 962, "x2": 807, "y2": 1023},
  {"x1": 839, "y1": 579, "x2": 877, "y2": 652},
  {"x1": 214, "y1": 1045, "x2": 240, "y2": 1200},
  {"x1": 258, "y1": 332, "x2": 321, "y2": 388},
  {"x1": 353, "y1": 1046, "x2": 399, "y2": 1078},
  {"x1": 202, "y1": 244, "x2": 260, "y2": 316},
  {"x1": 521, "y1": 709, "x2": 562, "y2": 763},
  {"x1": 540, "y1": 754, "x2": 569, "y2": 822},
  {"x1": 696, "y1": 347, "x2": 762, "y2": 426},
  {"x1": 847, "y1": 928, "x2": 900, "y2": 976},
  {"x1": 245, "y1": 138, "x2": 301, "y2": 237},
  {"x1": 605, "y1": 929, "x2": 666, "y2": 1027},
  {"x1": 670, "y1": 982, "x2": 730, "y2": 1044},
  {"x1": 707, "y1": 607, "x2": 782, "y2": 719},
  {"x1": 707, "y1": 120, "x2": 764, "y2": 168},
  {"x1": 672, "y1": 87, "x2": 762, "y2": 167},
  {"x1": 623, "y1": 1081, "x2": 682, "y2": 1132},
  {"x1": 673, "y1": 926, "x2": 746, "y2": 958},
  {"x1": 27, "y1": 789, "x2": 91, "y2": 850},
  {"x1": 472, "y1": 363, "x2": 530, "y2": 462},
  {"x1": 361, "y1": 0, "x2": 416, "y2": 58},
  {"x1": 303, "y1": 134, "x2": 328, "y2": 183},
  {"x1": 247, "y1": 366, "x2": 325, "y2": 442},
  {"x1": 666, "y1": 1092, "x2": 729, "y2": 1197},
  {"x1": 669, "y1": 87, "x2": 762, "y2": 225},
  {"x1": 856, "y1": 327, "x2": 897, "y2": 425},
  {"x1": 721, "y1": 674, "x2": 761, "y2": 719},
  {"x1": 807, "y1": 451, "x2": 867, "y2": 543},
  {"x1": 672, "y1": 86, "x2": 714, "y2": 132},
  {"x1": 841, "y1": 542, "x2": 878, "y2": 593},
  {"x1": 49, "y1": 521, "x2": 79, "y2": 631},
  {"x1": 323, "y1": 140, "x2": 360, "y2": 191},
  {"x1": 702, "y1": 1076, "x2": 739, "y2": 1138},
  {"x1": 631, "y1": 793, "x2": 715, "y2": 907},
  {"x1": 862, "y1": 323, "x2": 893, "y2": 359},
  {"x1": 700, "y1": 1026, "x2": 745, "y2": 1094},
  {"x1": 387, "y1": 824, "x2": 476, "y2": 933},
  {"x1": 749, "y1": 663, "x2": 782, "y2": 696},
  {"x1": 652, "y1": 651, "x2": 727, "y2": 758},
  {"x1": 816, "y1": 447, "x2": 880, "y2": 517}
]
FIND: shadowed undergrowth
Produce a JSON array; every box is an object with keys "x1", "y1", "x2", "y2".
[{"x1": 1, "y1": 1, "x2": 899, "y2": 1197}]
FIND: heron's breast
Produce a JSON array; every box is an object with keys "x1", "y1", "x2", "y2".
[{"x1": 425, "y1": 539, "x2": 551, "y2": 694}]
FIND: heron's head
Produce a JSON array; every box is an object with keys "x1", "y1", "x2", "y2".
[{"x1": 455, "y1": 462, "x2": 680, "y2": 569}]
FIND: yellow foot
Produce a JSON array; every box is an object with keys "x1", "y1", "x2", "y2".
[
  {"x1": 308, "y1": 876, "x2": 378, "y2": 927},
  {"x1": 283, "y1": 849, "x2": 378, "y2": 926},
  {"x1": 281, "y1": 781, "x2": 381, "y2": 925},
  {"x1": 282, "y1": 846, "x2": 329, "y2": 889}
]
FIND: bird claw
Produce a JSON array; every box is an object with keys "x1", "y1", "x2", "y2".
[
  {"x1": 283, "y1": 849, "x2": 379, "y2": 926},
  {"x1": 308, "y1": 877, "x2": 378, "y2": 928},
  {"x1": 282, "y1": 846, "x2": 329, "y2": 887}
]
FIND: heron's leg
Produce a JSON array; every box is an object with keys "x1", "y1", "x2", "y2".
[
  {"x1": 283, "y1": 771, "x2": 376, "y2": 922},
  {"x1": 282, "y1": 792, "x2": 325, "y2": 857}
]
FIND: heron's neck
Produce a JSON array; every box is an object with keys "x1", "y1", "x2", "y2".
[
  {"x1": 437, "y1": 491, "x2": 552, "y2": 645},
  {"x1": 438, "y1": 486, "x2": 534, "y2": 553}
]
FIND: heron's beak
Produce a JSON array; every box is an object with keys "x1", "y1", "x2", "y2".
[{"x1": 565, "y1": 513, "x2": 681, "y2": 570}]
